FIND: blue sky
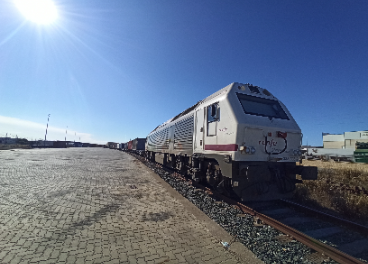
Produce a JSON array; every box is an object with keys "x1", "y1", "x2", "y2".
[{"x1": 0, "y1": 0, "x2": 367, "y2": 145}]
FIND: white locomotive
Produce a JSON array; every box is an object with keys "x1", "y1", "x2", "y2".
[{"x1": 146, "y1": 82, "x2": 317, "y2": 201}]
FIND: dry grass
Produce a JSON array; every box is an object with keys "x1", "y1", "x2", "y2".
[
  {"x1": 295, "y1": 160, "x2": 368, "y2": 224},
  {"x1": 302, "y1": 159, "x2": 368, "y2": 172}
]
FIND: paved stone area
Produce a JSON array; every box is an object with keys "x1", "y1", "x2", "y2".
[{"x1": 0, "y1": 148, "x2": 262, "y2": 264}]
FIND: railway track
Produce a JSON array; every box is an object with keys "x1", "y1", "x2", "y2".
[
  {"x1": 223, "y1": 199, "x2": 368, "y2": 264},
  {"x1": 128, "y1": 151, "x2": 368, "y2": 264}
]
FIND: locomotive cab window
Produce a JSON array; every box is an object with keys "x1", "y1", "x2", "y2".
[
  {"x1": 236, "y1": 93, "x2": 289, "y2": 120},
  {"x1": 207, "y1": 103, "x2": 219, "y2": 136},
  {"x1": 207, "y1": 103, "x2": 220, "y2": 123}
]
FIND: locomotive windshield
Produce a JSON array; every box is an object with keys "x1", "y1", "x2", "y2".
[{"x1": 237, "y1": 93, "x2": 289, "y2": 120}]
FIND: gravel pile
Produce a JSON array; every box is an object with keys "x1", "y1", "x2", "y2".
[{"x1": 140, "y1": 157, "x2": 338, "y2": 264}]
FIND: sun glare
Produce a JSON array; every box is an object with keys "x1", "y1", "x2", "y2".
[{"x1": 14, "y1": 0, "x2": 58, "y2": 24}]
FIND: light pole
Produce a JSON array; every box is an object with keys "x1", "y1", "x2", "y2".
[
  {"x1": 44, "y1": 114, "x2": 50, "y2": 147},
  {"x1": 65, "y1": 126, "x2": 68, "y2": 147}
]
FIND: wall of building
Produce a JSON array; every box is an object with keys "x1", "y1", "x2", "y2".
[
  {"x1": 323, "y1": 134, "x2": 345, "y2": 142},
  {"x1": 345, "y1": 131, "x2": 365, "y2": 140},
  {"x1": 324, "y1": 141, "x2": 345, "y2": 149},
  {"x1": 345, "y1": 139, "x2": 368, "y2": 149}
]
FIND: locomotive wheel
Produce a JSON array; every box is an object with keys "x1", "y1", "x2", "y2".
[{"x1": 205, "y1": 164, "x2": 231, "y2": 195}]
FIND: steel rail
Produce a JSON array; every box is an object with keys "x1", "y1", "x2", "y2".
[{"x1": 279, "y1": 199, "x2": 368, "y2": 237}]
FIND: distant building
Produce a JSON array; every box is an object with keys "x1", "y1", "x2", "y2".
[
  {"x1": 30, "y1": 140, "x2": 55, "y2": 148},
  {"x1": 323, "y1": 131, "x2": 368, "y2": 149},
  {"x1": 73, "y1": 142, "x2": 83, "y2": 147},
  {"x1": 0, "y1": 137, "x2": 17, "y2": 144},
  {"x1": 54, "y1": 141, "x2": 67, "y2": 148}
]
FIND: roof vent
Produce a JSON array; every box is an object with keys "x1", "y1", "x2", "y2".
[{"x1": 248, "y1": 85, "x2": 260, "y2": 94}]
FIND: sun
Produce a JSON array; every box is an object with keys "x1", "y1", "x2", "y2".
[{"x1": 14, "y1": 0, "x2": 58, "y2": 25}]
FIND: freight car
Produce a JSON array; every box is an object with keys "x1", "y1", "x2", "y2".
[
  {"x1": 124, "y1": 138, "x2": 145, "y2": 153},
  {"x1": 122, "y1": 143, "x2": 128, "y2": 150},
  {"x1": 127, "y1": 140, "x2": 133, "y2": 150},
  {"x1": 145, "y1": 82, "x2": 317, "y2": 201},
  {"x1": 132, "y1": 138, "x2": 145, "y2": 155},
  {"x1": 107, "y1": 142, "x2": 119, "y2": 149}
]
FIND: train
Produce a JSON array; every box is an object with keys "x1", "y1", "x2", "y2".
[{"x1": 120, "y1": 82, "x2": 318, "y2": 201}]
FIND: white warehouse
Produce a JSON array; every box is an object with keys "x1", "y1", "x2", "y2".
[{"x1": 323, "y1": 131, "x2": 368, "y2": 149}]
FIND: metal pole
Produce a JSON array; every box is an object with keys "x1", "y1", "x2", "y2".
[
  {"x1": 44, "y1": 114, "x2": 50, "y2": 148},
  {"x1": 65, "y1": 126, "x2": 68, "y2": 147}
]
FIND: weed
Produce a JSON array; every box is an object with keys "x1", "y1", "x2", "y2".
[{"x1": 295, "y1": 160, "x2": 368, "y2": 224}]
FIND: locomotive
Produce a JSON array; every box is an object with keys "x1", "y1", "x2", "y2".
[{"x1": 143, "y1": 82, "x2": 317, "y2": 201}]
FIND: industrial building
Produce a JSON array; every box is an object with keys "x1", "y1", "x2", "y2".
[
  {"x1": 323, "y1": 131, "x2": 368, "y2": 149},
  {"x1": 0, "y1": 137, "x2": 17, "y2": 144}
]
